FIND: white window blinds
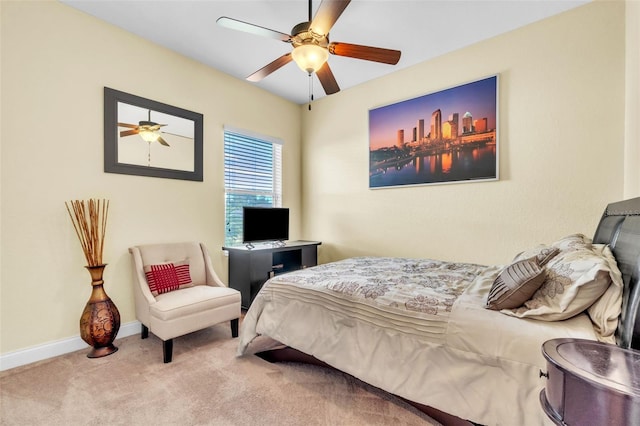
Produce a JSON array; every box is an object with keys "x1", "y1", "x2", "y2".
[{"x1": 224, "y1": 127, "x2": 282, "y2": 246}]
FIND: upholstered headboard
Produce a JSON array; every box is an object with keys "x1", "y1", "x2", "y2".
[{"x1": 593, "y1": 197, "x2": 640, "y2": 350}]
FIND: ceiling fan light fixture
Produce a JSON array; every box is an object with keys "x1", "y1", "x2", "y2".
[
  {"x1": 139, "y1": 128, "x2": 160, "y2": 142},
  {"x1": 291, "y1": 44, "x2": 329, "y2": 74}
]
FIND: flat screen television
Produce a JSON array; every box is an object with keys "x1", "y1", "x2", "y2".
[{"x1": 242, "y1": 207, "x2": 289, "y2": 244}]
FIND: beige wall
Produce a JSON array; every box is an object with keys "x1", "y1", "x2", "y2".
[
  {"x1": 301, "y1": 1, "x2": 627, "y2": 266},
  {"x1": 0, "y1": 1, "x2": 302, "y2": 354},
  {"x1": 626, "y1": 0, "x2": 640, "y2": 197}
]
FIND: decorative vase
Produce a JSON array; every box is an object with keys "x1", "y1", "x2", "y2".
[{"x1": 79, "y1": 264, "x2": 121, "y2": 358}]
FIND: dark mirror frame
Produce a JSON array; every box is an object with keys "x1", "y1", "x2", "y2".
[{"x1": 103, "y1": 87, "x2": 203, "y2": 181}]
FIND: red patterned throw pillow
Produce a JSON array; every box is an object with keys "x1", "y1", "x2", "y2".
[{"x1": 143, "y1": 260, "x2": 192, "y2": 296}]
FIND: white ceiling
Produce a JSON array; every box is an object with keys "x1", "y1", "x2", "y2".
[{"x1": 60, "y1": 0, "x2": 589, "y2": 105}]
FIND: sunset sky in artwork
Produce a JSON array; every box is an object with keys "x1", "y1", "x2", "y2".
[{"x1": 369, "y1": 76, "x2": 497, "y2": 151}]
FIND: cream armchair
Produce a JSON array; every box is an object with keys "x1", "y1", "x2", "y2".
[{"x1": 129, "y1": 242, "x2": 241, "y2": 363}]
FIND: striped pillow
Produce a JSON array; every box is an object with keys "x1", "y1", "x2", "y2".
[
  {"x1": 144, "y1": 260, "x2": 192, "y2": 296},
  {"x1": 486, "y1": 257, "x2": 546, "y2": 310}
]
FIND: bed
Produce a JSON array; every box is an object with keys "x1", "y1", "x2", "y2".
[{"x1": 236, "y1": 197, "x2": 640, "y2": 425}]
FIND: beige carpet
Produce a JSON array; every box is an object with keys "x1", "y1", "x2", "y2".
[{"x1": 1, "y1": 323, "x2": 440, "y2": 425}]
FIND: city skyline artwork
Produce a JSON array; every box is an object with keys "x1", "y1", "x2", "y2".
[{"x1": 369, "y1": 75, "x2": 498, "y2": 188}]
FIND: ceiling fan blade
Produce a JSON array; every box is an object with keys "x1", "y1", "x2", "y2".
[
  {"x1": 162, "y1": 131, "x2": 191, "y2": 139},
  {"x1": 119, "y1": 129, "x2": 139, "y2": 137},
  {"x1": 311, "y1": 0, "x2": 351, "y2": 35},
  {"x1": 247, "y1": 53, "x2": 293, "y2": 82},
  {"x1": 157, "y1": 136, "x2": 170, "y2": 147},
  {"x1": 216, "y1": 17, "x2": 292, "y2": 43},
  {"x1": 316, "y1": 62, "x2": 340, "y2": 95},
  {"x1": 118, "y1": 122, "x2": 138, "y2": 129},
  {"x1": 329, "y1": 42, "x2": 401, "y2": 65}
]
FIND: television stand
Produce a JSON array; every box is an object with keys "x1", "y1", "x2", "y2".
[{"x1": 222, "y1": 240, "x2": 321, "y2": 309}]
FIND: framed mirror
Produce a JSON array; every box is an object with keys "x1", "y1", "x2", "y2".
[{"x1": 104, "y1": 87, "x2": 203, "y2": 181}]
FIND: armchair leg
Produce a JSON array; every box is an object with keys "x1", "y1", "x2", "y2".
[
  {"x1": 163, "y1": 339, "x2": 173, "y2": 363},
  {"x1": 141, "y1": 324, "x2": 149, "y2": 339},
  {"x1": 231, "y1": 318, "x2": 239, "y2": 338}
]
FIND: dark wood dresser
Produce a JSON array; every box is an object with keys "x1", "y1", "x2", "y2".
[
  {"x1": 223, "y1": 240, "x2": 321, "y2": 309},
  {"x1": 540, "y1": 338, "x2": 640, "y2": 425}
]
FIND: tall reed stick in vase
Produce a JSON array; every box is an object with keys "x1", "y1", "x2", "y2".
[{"x1": 65, "y1": 199, "x2": 110, "y2": 267}]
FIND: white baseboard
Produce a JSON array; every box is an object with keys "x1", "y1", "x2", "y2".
[{"x1": 0, "y1": 321, "x2": 141, "y2": 372}]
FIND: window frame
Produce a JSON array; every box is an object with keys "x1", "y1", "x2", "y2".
[{"x1": 223, "y1": 126, "x2": 283, "y2": 247}]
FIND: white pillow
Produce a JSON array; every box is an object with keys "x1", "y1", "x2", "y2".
[
  {"x1": 502, "y1": 242, "x2": 617, "y2": 324},
  {"x1": 586, "y1": 244, "x2": 623, "y2": 343}
]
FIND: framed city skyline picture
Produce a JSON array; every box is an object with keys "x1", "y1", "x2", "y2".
[{"x1": 369, "y1": 75, "x2": 498, "y2": 189}]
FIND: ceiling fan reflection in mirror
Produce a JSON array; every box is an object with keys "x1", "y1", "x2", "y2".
[
  {"x1": 217, "y1": 0, "x2": 401, "y2": 105},
  {"x1": 118, "y1": 110, "x2": 189, "y2": 167}
]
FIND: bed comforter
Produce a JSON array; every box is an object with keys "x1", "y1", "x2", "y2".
[{"x1": 238, "y1": 257, "x2": 598, "y2": 425}]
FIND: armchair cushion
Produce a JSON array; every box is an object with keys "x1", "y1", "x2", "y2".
[
  {"x1": 151, "y1": 286, "x2": 240, "y2": 321},
  {"x1": 144, "y1": 260, "x2": 193, "y2": 296}
]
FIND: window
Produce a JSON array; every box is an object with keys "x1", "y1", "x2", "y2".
[{"x1": 224, "y1": 126, "x2": 282, "y2": 246}]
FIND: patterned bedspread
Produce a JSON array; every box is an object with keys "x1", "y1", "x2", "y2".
[
  {"x1": 238, "y1": 256, "x2": 599, "y2": 425},
  {"x1": 262, "y1": 256, "x2": 488, "y2": 343}
]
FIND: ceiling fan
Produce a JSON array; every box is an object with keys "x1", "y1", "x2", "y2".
[
  {"x1": 118, "y1": 110, "x2": 170, "y2": 146},
  {"x1": 216, "y1": 0, "x2": 401, "y2": 97}
]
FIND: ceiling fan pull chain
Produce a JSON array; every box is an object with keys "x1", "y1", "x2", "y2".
[{"x1": 308, "y1": 72, "x2": 313, "y2": 111}]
